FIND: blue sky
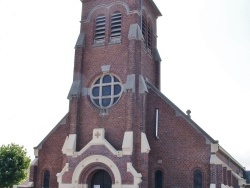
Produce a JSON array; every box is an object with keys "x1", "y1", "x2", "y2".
[{"x1": 0, "y1": 0, "x2": 250, "y2": 169}]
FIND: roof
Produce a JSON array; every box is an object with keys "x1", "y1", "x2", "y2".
[
  {"x1": 148, "y1": 0, "x2": 162, "y2": 16},
  {"x1": 146, "y1": 81, "x2": 250, "y2": 171},
  {"x1": 146, "y1": 81, "x2": 215, "y2": 144},
  {"x1": 34, "y1": 114, "x2": 68, "y2": 149},
  {"x1": 218, "y1": 145, "x2": 245, "y2": 170}
]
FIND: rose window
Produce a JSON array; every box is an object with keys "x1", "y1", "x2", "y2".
[{"x1": 90, "y1": 74, "x2": 122, "y2": 108}]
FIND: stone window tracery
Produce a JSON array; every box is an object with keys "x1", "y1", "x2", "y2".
[{"x1": 90, "y1": 74, "x2": 122, "y2": 109}]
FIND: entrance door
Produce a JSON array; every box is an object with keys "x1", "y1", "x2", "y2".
[{"x1": 91, "y1": 170, "x2": 112, "y2": 188}]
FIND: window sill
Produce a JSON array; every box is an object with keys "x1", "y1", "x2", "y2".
[
  {"x1": 93, "y1": 42, "x2": 105, "y2": 47},
  {"x1": 109, "y1": 37, "x2": 121, "y2": 45},
  {"x1": 93, "y1": 39, "x2": 105, "y2": 47}
]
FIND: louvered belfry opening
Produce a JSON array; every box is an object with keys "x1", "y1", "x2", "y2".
[
  {"x1": 142, "y1": 17, "x2": 147, "y2": 45},
  {"x1": 95, "y1": 15, "x2": 106, "y2": 44},
  {"x1": 110, "y1": 12, "x2": 122, "y2": 42},
  {"x1": 147, "y1": 23, "x2": 152, "y2": 52}
]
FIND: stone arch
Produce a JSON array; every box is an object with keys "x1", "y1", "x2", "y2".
[
  {"x1": 84, "y1": 1, "x2": 130, "y2": 23},
  {"x1": 80, "y1": 163, "x2": 115, "y2": 184},
  {"x1": 71, "y1": 155, "x2": 122, "y2": 188}
]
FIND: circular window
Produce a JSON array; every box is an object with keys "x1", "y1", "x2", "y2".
[{"x1": 90, "y1": 74, "x2": 123, "y2": 109}]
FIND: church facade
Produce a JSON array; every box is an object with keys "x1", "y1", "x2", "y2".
[{"x1": 22, "y1": 0, "x2": 250, "y2": 187}]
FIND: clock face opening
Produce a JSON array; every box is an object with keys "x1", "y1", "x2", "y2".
[{"x1": 90, "y1": 74, "x2": 122, "y2": 109}]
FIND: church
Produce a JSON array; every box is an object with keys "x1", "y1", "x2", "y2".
[{"x1": 21, "y1": 0, "x2": 250, "y2": 187}]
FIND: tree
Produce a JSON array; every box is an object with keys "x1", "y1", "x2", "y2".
[{"x1": 0, "y1": 143, "x2": 31, "y2": 188}]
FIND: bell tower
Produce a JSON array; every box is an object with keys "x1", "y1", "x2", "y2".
[
  {"x1": 62, "y1": 0, "x2": 162, "y2": 187},
  {"x1": 68, "y1": 0, "x2": 161, "y2": 138}
]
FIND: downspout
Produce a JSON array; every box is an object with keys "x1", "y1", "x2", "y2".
[{"x1": 140, "y1": 0, "x2": 142, "y2": 29}]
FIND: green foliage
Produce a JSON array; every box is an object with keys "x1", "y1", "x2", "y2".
[{"x1": 0, "y1": 143, "x2": 31, "y2": 188}]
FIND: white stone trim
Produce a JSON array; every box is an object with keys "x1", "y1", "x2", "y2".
[
  {"x1": 57, "y1": 163, "x2": 69, "y2": 185},
  {"x1": 101, "y1": 65, "x2": 111, "y2": 73},
  {"x1": 211, "y1": 143, "x2": 219, "y2": 153},
  {"x1": 82, "y1": 1, "x2": 138, "y2": 23},
  {"x1": 127, "y1": 163, "x2": 142, "y2": 188},
  {"x1": 122, "y1": 132, "x2": 133, "y2": 155},
  {"x1": 210, "y1": 154, "x2": 223, "y2": 165},
  {"x1": 128, "y1": 24, "x2": 143, "y2": 41},
  {"x1": 14, "y1": 182, "x2": 34, "y2": 188},
  {"x1": 221, "y1": 184, "x2": 231, "y2": 188},
  {"x1": 75, "y1": 128, "x2": 122, "y2": 157},
  {"x1": 34, "y1": 148, "x2": 39, "y2": 157},
  {"x1": 210, "y1": 184, "x2": 216, "y2": 188},
  {"x1": 72, "y1": 155, "x2": 122, "y2": 188},
  {"x1": 210, "y1": 154, "x2": 231, "y2": 169},
  {"x1": 139, "y1": 75, "x2": 148, "y2": 93},
  {"x1": 62, "y1": 134, "x2": 76, "y2": 156},
  {"x1": 210, "y1": 154, "x2": 247, "y2": 188},
  {"x1": 123, "y1": 74, "x2": 135, "y2": 93},
  {"x1": 218, "y1": 145, "x2": 245, "y2": 170},
  {"x1": 141, "y1": 132, "x2": 150, "y2": 153},
  {"x1": 30, "y1": 158, "x2": 38, "y2": 166},
  {"x1": 232, "y1": 171, "x2": 247, "y2": 187}
]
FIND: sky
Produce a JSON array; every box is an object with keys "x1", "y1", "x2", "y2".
[{"x1": 0, "y1": 0, "x2": 250, "y2": 170}]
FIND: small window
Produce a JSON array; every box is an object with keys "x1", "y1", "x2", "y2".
[
  {"x1": 43, "y1": 170, "x2": 50, "y2": 188},
  {"x1": 147, "y1": 23, "x2": 152, "y2": 52},
  {"x1": 194, "y1": 170, "x2": 202, "y2": 188},
  {"x1": 155, "y1": 108, "x2": 159, "y2": 139},
  {"x1": 95, "y1": 15, "x2": 106, "y2": 44},
  {"x1": 110, "y1": 12, "x2": 121, "y2": 43},
  {"x1": 155, "y1": 170, "x2": 163, "y2": 188}
]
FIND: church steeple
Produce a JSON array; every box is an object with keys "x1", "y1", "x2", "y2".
[
  {"x1": 67, "y1": 0, "x2": 162, "y2": 138},
  {"x1": 70, "y1": 0, "x2": 162, "y2": 94}
]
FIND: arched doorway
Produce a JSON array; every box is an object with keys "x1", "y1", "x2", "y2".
[{"x1": 91, "y1": 170, "x2": 112, "y2": 188}]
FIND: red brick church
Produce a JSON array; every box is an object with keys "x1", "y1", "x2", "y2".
[{"x1": 22, "y1": 0, "x2": 250, "y2": 187}]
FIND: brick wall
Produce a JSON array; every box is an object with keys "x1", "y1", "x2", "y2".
[
  {"x1": 34, "y1": 121, "x2": 68, "y2": 188},
  {"x1": 146, "y1": 89, "x2": 211, "y2": 188}
]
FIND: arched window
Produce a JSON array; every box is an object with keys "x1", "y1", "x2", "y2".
[
  {"x1": 155, "y1": 170, "x2": 163, "y2": 188},
  {"x1": 194, "y1": 169, "x2": 202, "y2": 188},
  {"x1": 43, "y1": 170, "x2": 50, "y2": 188},
  {"x1": 95, "y1": 15, "x2": 106, "y2": 44},
  {"x1": 110, "y1": 12, "x2": 121, "y2": 42}
]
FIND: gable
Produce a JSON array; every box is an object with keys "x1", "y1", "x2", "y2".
[
  {"x1": 34, "y1": 114, "x2": 68, "y2": 153},
  {"x1": 146, "y1": 81, "x2": 215, "y2": 144}
]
